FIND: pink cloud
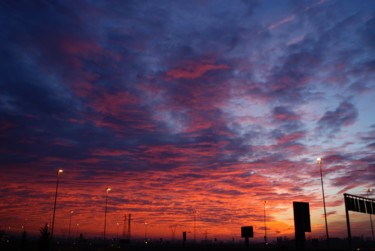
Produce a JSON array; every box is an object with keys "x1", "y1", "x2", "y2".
[
  {"x1": 268, "y1": 15, "x2": 296, "y2": 30},
  {"x1": 166, "y1": 62, "x2": 229, "y2": 80},
  {"x1": 276, "y1": 132, "x2": 306, "y2": 145}
]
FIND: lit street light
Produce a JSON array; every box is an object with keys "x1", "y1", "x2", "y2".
[
  {"x1": 68, "y1": 210, "x2": 74, "y2": 239},
  {"x1": 104, "y1": 187, "x2": 111, "y2": 240},
  {"x1": 367, "y1": 188, "x2": 374, "y2": 241},
  {"x1": 317, "y1": 158, "x2": 329, "y2": 247},
  {"x1": 51, "y1": 169, "x2": 63, "y2": 239},
  {"x1": 116, "y1": 222, "x2": 120, "y2": 239}
]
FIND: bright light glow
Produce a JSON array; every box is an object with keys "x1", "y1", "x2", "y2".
[{"x1": 106, "y1": 187, "x2": 111, "y2": 192}]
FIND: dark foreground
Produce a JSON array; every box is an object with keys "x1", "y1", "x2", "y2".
[{"x1": 1, "y1": 235, "x2": 374, "y2": 251}]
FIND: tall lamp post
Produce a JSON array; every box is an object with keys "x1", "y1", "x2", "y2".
[
  {"x1": 144, "y1": 222, "x2": 148, "y2": 240},
  {"x1": 264, "y1": 200, "x2": 268, "y2": 246},
  {"x1": 317, "y1": 158, "x2": 329, "y2": 247},
  {"x1": 193, "y1": 209, "x2": 197, "y2": 243},
  {"x1": 367, "y1": 188, "x2": 374, "y2": 241},
  {"x1": 104, "y1": 187, "x2": 111, "y2": 240},
  {"x1": 51, "y1": 169, "x2": 63, "y2": 239},
  {"x1": 68, "y1": 210, "x2": 74, "y2": 239}
]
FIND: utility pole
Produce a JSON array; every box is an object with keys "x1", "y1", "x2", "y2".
[
  {"x1": 122, "y1": 214, "x2": 127, "y2": 238},
  {"x1": 264, "y1": 201, "x2": 268, "y2": 246},
  {"x1": 127, "y1": 214, "x2": 131, "y2": 240},
  {"x1": 317, "y1": 158, "x2": 329, "y2": 248}
]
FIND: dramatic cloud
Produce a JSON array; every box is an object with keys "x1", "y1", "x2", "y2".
[
  {"x1": 318, "y1": 101, "x2": 358, "y2": 134},
  {"x1": 1, "y1": 0, "x2": 374, "y2": 241}
]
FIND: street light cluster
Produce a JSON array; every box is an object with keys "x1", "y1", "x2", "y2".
[
  {"x1": 261, "y1": 158, "x2": 330, "y2": 247},
  {"x1": 49, "y1": 159, "x2": 371, "y2": 243},
  {"x1": 50, "y1": 169, "x2": 111, "y2": 240}
]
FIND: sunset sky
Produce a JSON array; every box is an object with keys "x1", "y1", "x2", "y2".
[{"x1": 1, "y1": 0, "x2": 374, "y2": 242}]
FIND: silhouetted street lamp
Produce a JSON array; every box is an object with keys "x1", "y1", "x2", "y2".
[
  {"x1": 116, "y1": 222, "x2": 120, "y2": 239},
  {"x1": 193, "y1": 209, "x2": 197, "y2": 243},
  {"x1": 144, "y1": 222, "x2": 148, "y2": 240},
  {"x1": 51, "y1": 169, "x2": 63, "y2": 239},
  {"x1": 104, "y1": 187, "x2": 111, "y2": 240},
  {"x1": 68, "y1": 210, "x2": 74, "y2": 239},
  {"x1": 367, "y1": 188, "x2": 374, "y2": 241},
  {"x1": 317, "y1": 158, "x2": 329, "y2": 247},
  {"x1": 264, "y1": 200, "x2": 268, "y2": 246},
  {"x1": 23, "y1": 218, "x2": 28, "y2": 232}
]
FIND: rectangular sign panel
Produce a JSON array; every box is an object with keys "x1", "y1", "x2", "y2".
[
  {"x1": 241, "y1": 226, "x2": 253, "y2": 238},
  {"x1": 293, "y1": 201, "x2": 311, "y2": 232},
  {"x1": 344, "y1": 193, "x2": 375, "y2": 215}
]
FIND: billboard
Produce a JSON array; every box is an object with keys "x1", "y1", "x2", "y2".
[
  {"x1": 343, "y1": 193, "x2": 375, "y2": 249},
  {"x1": 241, "y1": 226, "x2": 254, "y2": 238},
  {"x1": 293, "y1": 202, "x2": 311, "y2": 251},
  {"x1": 344, "y1": 194, "x2": 374, "y2": 214},
  {"x1": 293, "y1": 202, "x2": 311, "y2": 232}
]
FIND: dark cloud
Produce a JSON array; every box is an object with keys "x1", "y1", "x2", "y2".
[
  {"x1": 360, "y1": 16, "x2": 375, "y2": 49},
  {"x1": 272, "y1": 106, "x2": 300, "y2": 122},
  {"x1": 367, "y1": 142, "x2": 375, "y2": 149},
  {"x1": 317, "y1": 101, "x2": 358, "y2": 134}
]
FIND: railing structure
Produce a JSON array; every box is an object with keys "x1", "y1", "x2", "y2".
[{"x1": 344, "y1": 193, "x2": 375, "y2": 249}]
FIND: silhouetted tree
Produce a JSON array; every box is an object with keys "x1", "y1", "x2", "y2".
[{"x1": 38, "y1": 223, "x2": 50, "y2": 251}]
